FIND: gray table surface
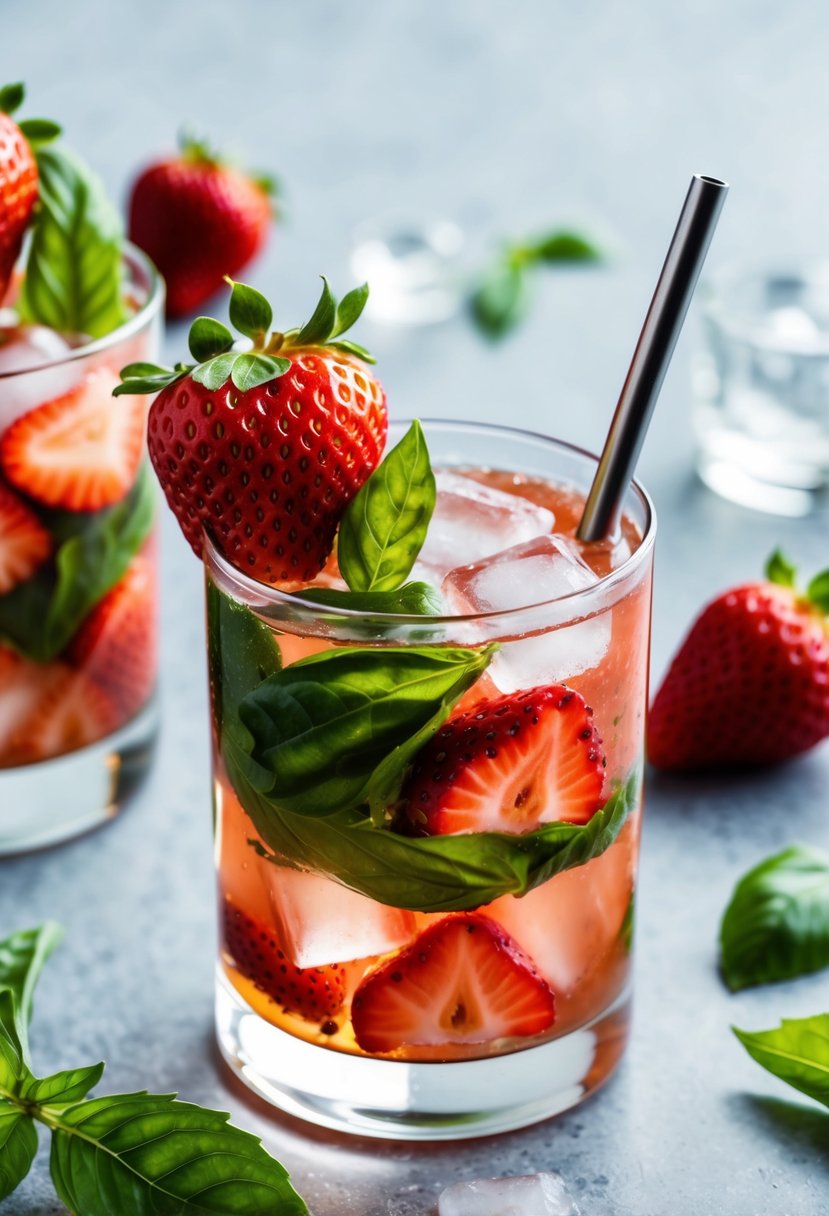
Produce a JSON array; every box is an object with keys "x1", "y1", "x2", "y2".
[{"x1": 3, "y1": 2, "x2": 829, "y2": 1213}]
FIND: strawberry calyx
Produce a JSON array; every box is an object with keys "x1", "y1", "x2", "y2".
[
  {"x1": 0, "y1": 81, "x2": 61, "y2": 146},
  {"x1": 177, "y1": 130, "x2": 278, "y2": 199},
  {"x1": 765, "y1": 548, "x2": 829, "y2": 618},
  {"x1": 114, "y1": 276, "x2": 374, "y2": 399}
]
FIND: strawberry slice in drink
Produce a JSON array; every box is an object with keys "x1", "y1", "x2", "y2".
[
  {"x1": 0, "y1": 368, "x2": 144, "y2": 511},
  {"x1": 402, "y1": 684, "x2": 606, "y2": 835},
  {"x1": 0, "y1": 651, "x2": 118, "y2": 766},
  {"x1": 351, "y1": 914, "x2": 556, "y2": 1054},
  {"x1": 0, "y1": 480, "x2": 51, "y2": 593}
]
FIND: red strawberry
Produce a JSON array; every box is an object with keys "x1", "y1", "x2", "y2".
[
  {"x1": 0, "y1": 480, "x2": 51, "y2": 593},
  {"x1": 0, "y1": 84, "x2": 40, "y2": 299},
  {"x1": 1, "y1": 659, "x2": 118, "y2": 766},
  {"x1": 351, "y1": 913, "x2": 556, "y2": 1054},
  {"x1": 128, "y1": 136, "x2": 272, "y2": 317},
  {"x1": 401, "y1": 684, "x2": 606, "y2": 836},
  {"x1": 648, "y1": 551, "x2": 829, "y2": 770},
  {"x1": 221, "y1": 898, "x2": 347, "y2": 1023},
  {"x1": 120, "y1": 278, "x2": 387, "y2": 584},
  {"x1": 69, "y1": 553, "x2": 157, "y2": 720},
  {"x1": 0, "y1": 368, "x2": 144, "y2": 511}
]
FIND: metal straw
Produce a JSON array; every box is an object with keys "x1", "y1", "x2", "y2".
[{"x1": 577, "y1": 174, "x2": 729, "y2": 542}]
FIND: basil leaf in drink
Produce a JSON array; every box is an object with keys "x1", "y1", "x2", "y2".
[
  {"x1": 733, "y1": 1015, "x2": 829, "y2": 1109},
  {"x1": 20, "y1": 1063, "x2": 104, "y2": 1107},
  {"x1": 19, "y1": 144, "x2": 128, "y2": 339},
  {"x1": 238, "y1": 642, "x2": 493, "y2": 818},
  {"x1": 206, "y1": 579, "x2": 281, "y2": 740},
  {"x1": 0, "y1": 923, "x2": 62, "y2": 1064},
  {"x1": 338, "y1": 420, "x2": 436, "y2": 593},
  {"x1": 0, "y1": 1106, "x2": 37, "y2": 1202},
  {"x1": 720, "y1": 844, "x2": 829, "y2": 991},
  {"x1": 297, "y1": 581, "x2": 444, "y2": 616},
  {"x1": 48, "y1": 1092, "x2": 307, "y2": 1216}
]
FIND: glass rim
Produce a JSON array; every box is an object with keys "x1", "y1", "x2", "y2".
[
  {"x1": 0, "y1": 241, "x2": 164, "y2": 377},
  {"x1": 203, "y1": 420, "x2": 657, "y2": 629},
  {"x1": 701, "y1": 260, "x2": 829, "y2": 354}
]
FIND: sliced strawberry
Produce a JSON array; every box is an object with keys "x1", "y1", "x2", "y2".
[
  {"x1": 69, "y1": 553, "x2": 157, "y2": 720},
  {"x1": 351, "y1": 913, "x2": 556, "y2": 1054},
  {"x1": 221, "y1": 899, "x2": 347, "y2": 1023},
  {"x1": 0, "y1": 647, "x2": 61, "y2": 762},
  {"x1": 0, "y1": 368, "x2": 144, "y2": 511},
  {"x1": 402, "y1": 684, "x2": 606, "y2": 836},
  {"x1": 0, "y1": 480, "x2": 51, "y2": 593},
  {"x1": 0, "y1": 659, "x2": 118, "y2": 766}
]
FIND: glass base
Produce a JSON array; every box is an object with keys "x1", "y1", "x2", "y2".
[
  {"x1": 0, "y1": 695, "x2": 158, "y2": 855},
  {"x1": 215, "y1": 966, "x2": 631, "y2": 1141}
]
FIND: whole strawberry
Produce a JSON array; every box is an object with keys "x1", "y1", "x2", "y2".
[
  {"x1": 128, "y1": 135, "x2": 272, "y2": 317},
  {"x1": 0, "y1": 83, "x2": 60, "y2": 300},
  {"x1": 116, "y1": 277, "x2": 387, "y2": 584},
  {"x1": 648, "y1": 551, "x2": 829, "y2": 771}
]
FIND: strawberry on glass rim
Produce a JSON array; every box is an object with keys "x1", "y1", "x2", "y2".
[
  {"x1": 0, "y1": 82, "x2": 60, "y2": 301},
  {"x1": 117, "y1": 277, "x2": 388, "y2": 585}
]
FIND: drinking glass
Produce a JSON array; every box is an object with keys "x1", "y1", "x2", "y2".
[
  {"x1": 0, "y1": 245, "x2": 163, "y2": 853},
  {"x1": 209, "y1": 420, "x2": 655, "y2": 1140}
]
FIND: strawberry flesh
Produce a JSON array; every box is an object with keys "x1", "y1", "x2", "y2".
[
  {"x1": 351, "y1": 913, "x2": 556, "y2": 1054},
  {"x1": 0, "y1": 653, "x2": 118, "y2": 767},
  {"x1": 0, "y1": 479, "x2": 51, "y2": 593},
  {"x1": 402, "y1": 684, "x2": 606, "y2": 835}
]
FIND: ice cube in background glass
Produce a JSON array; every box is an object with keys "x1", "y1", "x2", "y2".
[
  {"x1": 413, "y1": 471, "x2": 555, "y2": 583},
  {"x1": 438, "y1": 1172, "x2": 580, "y2": 1216},
  {"x1": 259, "y1": 862, "x2": 417, "y2": 968},
  {"x1": 0, "y1": 326, "x2": 83, "y2": 435},
  {"x1": 442, "y1": 534, "x2": 610, "y2": 690}
]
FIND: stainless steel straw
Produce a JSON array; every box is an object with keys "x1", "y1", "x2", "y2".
[{"x1": 577, "y1": 174, "x2": 729, "y2": 542}]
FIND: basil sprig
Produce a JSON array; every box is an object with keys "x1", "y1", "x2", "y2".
[
  {"x1": 734, "y1": 1014, "x2": 829, "y2": 1110},
  {"x1": 0, "y1": 924, "x2": 307, "y2": 1214},
  {"x1": 720, "y1": 844, "x2": 829, "y2": 991}
]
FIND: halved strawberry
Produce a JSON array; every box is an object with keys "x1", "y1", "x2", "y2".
[
  {"x1": 221, "y1": 898, "x2": 347, "y2": 1023},
  {"x1": 69, "y1": 553, "x2": 157, "y2": 720},
  {"x1": 401, "y1": 684, "x2": 606, "y2": 836},
  {"x1": 0, "y1": 368, "x2": 144, "y2": 511},
  {"x1": 0, "y1": 659, "x2": 118, "y2": 766},
  {"x1": 0, "y1": 480, "x2": 51, "y2": 593},
  {"x1": 351, "y1": 913, "x2": 556, "y2": 1054}
]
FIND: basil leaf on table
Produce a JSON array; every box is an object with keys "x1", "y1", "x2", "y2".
[
  {"x1": 0, "y1": 463, "x2": 155, "y2": 661},
  {"x1": 0, "y1": 922, "x2": 62, "y2": 1063},
  {"x1": 337, "y1": 419, "x2": 436, "y2": 592},
  {"x1": 0, "y1": 1105, "x2": 37, "y2": 1203},
  {"x1": 20, "y1": 1063, "x2": 104, "y2": 1107},
  {"x1": 720, "y1": 844, "x2": 829, "y2": 991},
  {"x1": 733, "y1": 1014, "x2": 829, "y2": 1109},
  {"x1": 19, "y1": 144, "x2": 128, "y2": 339}
]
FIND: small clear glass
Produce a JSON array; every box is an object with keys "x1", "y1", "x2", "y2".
[
  {"x1": 0, "y1": 245, "x2": 163, "y2": 853},
  {"x1": 693, "y1": 263, "x2": 829, "y2": 515},
  {"x1": 210, "y1": 421, "x2": 655, "y2": 1141}
]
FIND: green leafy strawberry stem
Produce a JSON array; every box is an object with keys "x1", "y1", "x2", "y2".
[
  {"x1": 766, "y1": 548, "x2": 829, "y2": 614},
  {"x1": 115, "y1": 277, "x2": 375, "y2": 398},
  {"x1": 0, "y1": 81, "x2": 61, "y2": 146}
]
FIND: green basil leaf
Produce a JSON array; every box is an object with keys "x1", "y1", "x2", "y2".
[
  {"x1": 527, "y1": 229, "x2": 603, "y2": 263},
  {"x1": 0, "y1": 993, "x2": 25, "y2": 1090},
  {"x1": 765, "y1": 548, "x2": 797, "y2": 588},
  {"x1": 48, "y1": 1092, "x2": 307, "y2": 1215},
  {"x1": 469, "y1": 260, "x2": 531, "y2": 339},
  {"x1": 232, "y1": 760, "x2": 637, "y2": 913},
  {"x1": 298, "y1": 581, "x2": 444, "y2": 617},
  {"x1": 295, "y1": 276, "x2": 336, "y2": 346},
  {"x1": 338, "y1": 420, "x2": 436, "y2": 593},
  {"x1": 733, "y1": 1015, "x2": 829, "y2": 1109},
  {"x1": 238, "y1": 642, "x2": 493, "y2": 817},
  {"x1": 20, "y1": 1062, "x2": 104, "y2": 1107},
  {"x1": 228, "y1": 280, "x2": 273, "y2": 339},
  {"x1": 230, "y1": 352, "x2": 291, "y2": 392},
  {"x1": 188, "y1": 317, "x2": 234, "y2": 362},
  {"x1": 192, "y1": 352, "x2": 239, "y2": 391},
  {"x1": 206, "y1": 580, "x2": 281, "y2": 741},
  {"x1": 0, "y1": 923, "x2": 62, "y2": 1064},
  {"x1": 331, "y1": 283, "x2": 369, "y2": 337},
  {"x1": 0, "y1": 1105, "x2": 37, "y2": 1202},
  {"x1": 19, "y1": 145, "x2": 127, "y2": 339},
  {"x1": 720, "y1": 844, "x2": 829, "y2": 991}
]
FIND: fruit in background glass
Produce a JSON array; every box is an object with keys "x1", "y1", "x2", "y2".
[
  {"x1": 648, "y1": 550, "x2": 829, "y2": 770},
  {"x1": 128, "y1": 135, "x2": 274, "y2": 318}
]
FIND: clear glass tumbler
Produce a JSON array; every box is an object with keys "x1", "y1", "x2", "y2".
[
  {"x1": 209, "y1": 421, "x2": 655, "y2": 1140},
  {"x1": 0, "y1": 245, "x2": 163, "y2": 853}
]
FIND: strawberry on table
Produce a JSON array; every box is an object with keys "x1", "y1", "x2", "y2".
[
  {"x1": 117, "y1": 278, "x2": 387, "y2": 585},
  {"x1": 128, "y1": 135, "x2": 273, "y2": 318},
  {"x1": 0, "y1": 83, "x2": 60, "y2": 301},
  {"x1": 401, "y1": 684, "x2": 606, "y2": 835},
  {"x1": 0, "y1": 480, "x2": 51, "y2": 593},
  {"x1": 0, "y1": 368, "x2": 144, "y2": 511},
  {"x1": 351, "y1": 913, "x2": 556, "y2": 1054},
  {"x1": 648, "y1": 550, "x2": 829, "y2": 771}
]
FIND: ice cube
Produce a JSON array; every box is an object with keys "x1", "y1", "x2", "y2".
[
  {"x1": 259, "y1": 861, "x2": 417, "y2": 968},
  {"x1": 438, "y1": 1172, "x2": 580, "y2": 1216},
  {"x1": 442, "y1": 534, "x2": 611, "y2": 689},
  {"x1": 413, "y1": 471, "x2": 555, "y2": 582},
  {"x1": 0, "y1": 325, "x2": 84, "y2": 436}
]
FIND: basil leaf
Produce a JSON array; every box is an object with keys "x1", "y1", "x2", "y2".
[
  {"x1": 0, "y1": 465, "x2": 154, "y2": 661},
  {"x1": 338, "y1": 420, "x2": 436, "y2": 593},
  {"x1": 20, "y1": 1063, "x2": 104, "y2": 1107},
  {"x1": 227, "y1": 280, "x2": 273, "y2": 339},
  {"x1": 296, "y1": 276, "x2": 336, "y2": 346},
  {"x1": 0, "y1": 923, "x2": 62, "y2": 1064},
  {"x1": 0, "y1": 1106, "x2": 37, "y2": 1202},
  {"x1": 0, "y1": 993, "x2": 25, "y2": 1090},
  {"x1": 734, "y1": 1015, "x2": 829, "y2": 1109},
  {"x1": 238, "y1": 642, "x2": 493, "y2": 818},
  {"x1": 206, "y1": 580, "x2": 281, "y2": 740},
  {"x1": 298, "y1": 581, "x2": 444, "y2": 617},
  {"x1": 19, "y1": 145, "x2": 127, "y2": 339},
  {"x1": 48, "y1": 1092, "x2": 307, "y2": 1215},
  {"x1": 469, "y1": 259, "x2": 531, "y2": 339},
  {"x1": 188, "y1": 317, "x2": 234, "y2": 361},
  {"x1": 720, "y1": 844, "x2": 829, "y2": 991},
  {"x1": 527, "y1": 230, "x2": 602, "y2": 263}
]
